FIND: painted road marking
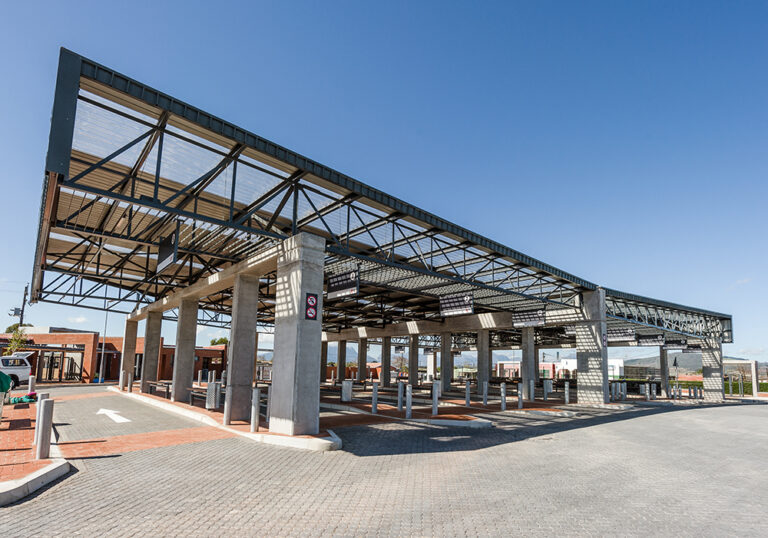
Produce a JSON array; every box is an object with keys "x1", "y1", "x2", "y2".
[{"x1": 96, "y1": 408, "x2": 131, "y2": 423}]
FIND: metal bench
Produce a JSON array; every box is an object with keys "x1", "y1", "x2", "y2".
[{"x1": 147, "y1": 381, "x2": 171, "y2": 399}]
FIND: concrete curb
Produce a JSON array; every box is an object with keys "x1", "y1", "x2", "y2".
[
  {"x1": 320, "y1": 401, "x2": 492, "y2": 428},
  {"x1": 507, "y1": 409, "x2": 578, "y2": 418},
  {"x1": 0, "y1": 459, "x2": 70, "y2": 507},
  {"x1": 108, "y1": 387, "x2": 341, "y2": 452}
]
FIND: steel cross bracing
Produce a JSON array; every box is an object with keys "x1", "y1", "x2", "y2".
[{"x1": 32, "y1": 49, "x2": 733, "y2": 343}]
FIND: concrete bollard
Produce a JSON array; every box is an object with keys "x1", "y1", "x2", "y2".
[
  {"x1": 197, "y1": 370, "x2": 203, "y2": 386},
  {"x1": 35, "y1": 399, "x2": 54, "y2": 460},
  {"x1": 432, "y1": 382, "x2": 439, "y2": 416},
  {"x1": 372, "y1": 382, "x2": 378, "y2": 414},
  {"x1": 127, "y1": 373, "x2": 134, "y2": 393},
  {"x1": 397, "y1": 382, "x2": 404, "y2": 411},
  {"x1": 28, "y1": 376, "x2": 36, "y2": 394},
  {"x1": 564, "y1": 381, "x2": 570, "y2": 405},
  {"x1": 208, "y1": 370, "x2": 215, "y2": 384},
  {"x1": 739, "y1": 376, "x2": 744, "y2": 397},
  {"x1": 645, "y1": 383, "x2": 650, "y2": 401},
  {"x1": 688, "y1": 387, "x2": 692, "y2": 399},
  {"x1": 465, "y1": 380, "x2": 471, "y2": 407},
  {"x1": 222, "y1": 370, "x2": 227, "y2": 387},
  {"x1": 482, "y1": 381, "x2": 488, "y2": 406},
  {"x1": 251, "y1": 387, "x2": 260, "y2": 433},
  {"x1": 341, "y1": 380, "x2": 353, "y2": 402},
  {"x1": 518, "y1": 382, "x2": 524, "y2": 409},
  {"x1": 33, "y1": 392, "x2": 50, "y2": 446},
  {"x1": 119, "y1": 371, "x2": 125, "y2": 391},
  {"x1": 621, "y1": 382, "x2": 627, "y2": 401},
  {"x1": 405, "y1": 384, "x2": 412, "y2": 419},
  {"x1": 543, "y1": 380, "x2": 549, "y2": 401},
  {"x1": 728, "y1": 376, "x2": 732, "y2": 396},
  {"x1": 529, "y1": 379, "x2": 535, "y2": 402},
  {"x1": 500, "y1": 383, "x2": 507, "y2": 411},
  {"x1": 651, "y1": 384, "x2": 657, "y2": 400}
]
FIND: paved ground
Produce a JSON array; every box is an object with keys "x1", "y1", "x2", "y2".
[{"x1": 1, "y1": 384, "x2": 766, "y2": 537}]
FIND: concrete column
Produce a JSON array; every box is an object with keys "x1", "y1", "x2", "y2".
[
  {"x1": 659, "y1": 347, "x2": 670, "y2": 398},
  {"x1": 750, "y1": 360, "x2": 759, "y2": 398},
  {"x1": 408, "y1": 336, "x2": 419, "y2": 385},
  {"x1": 701, "y1": 339, "x2": 724, "y2": 402},
  {"x1": 140, "y1": 311, "x2": 162, "y2": 392},
  {"x1": 357, "y1": 338, "x2": 368, "y2": 382},
  {"x1": 269, "y1": 233, "x2": 325, "y2": 436},
  {"x1": 521, "y1": 327, "x2": 535, "y2": 400},
  {"x1": 440, "y1": 332, "x2": 452, "y2": 394},
  {"x1": 426, "y1": 349, "x2": 437, "y2": 380},
  {"x1": 381, "y1": 336, "x2": 392, "y2": 388},
  {"x1": 119, "y1": 319, "x2": 138, "y2": 391},
  {"x1": 171, "y1": 298, "x2": 198, "y2": 402},
  {"x1": 320, "y1": 341, "x2": 328, "y2": 383},
  {"x1": 476, "y1": 329, "x2": 490, "y2": 394},
  {"x1": 575, "y1": 289, "x2": 609, "y2": 404},
  {"x1": 338, "y1": 341, "x2": 347, "y2": 381},
  {"x1": 223, "y1": 273, "x2": 259, "y2": 423}
]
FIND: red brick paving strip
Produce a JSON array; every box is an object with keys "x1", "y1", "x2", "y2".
[{"x1": 0, "y1": 402, "x2": 50, "y2": 482}]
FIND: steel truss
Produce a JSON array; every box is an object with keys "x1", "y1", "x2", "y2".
[{"x1": 32, "y1": 49, "x2": 733, "y2": 344}]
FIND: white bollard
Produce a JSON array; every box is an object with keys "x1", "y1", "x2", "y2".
[
  {"x1": 739, "y1": 376, "x2": 744, "y2": 397},
  {"x1": 728, "y1": 377, "x2": 732, "y2": 396},
  {"x1": 33, "y1": 392, "x2": 50, "y2": 446},
  {"x1": 500, "y1": 382, "x2": 507, "y2": 411},
  {"x1": 482, "y1": 381, "x2": 488, "y2": 406},
  {"x1": 517, "y1": 382, "x2": 524, "y2": 408},
  {"x1": 432, "y1": 382, "x2": 439, "y2": 416},
  {"x1": 119, "y1": 371, "x2": 125, "y2": 391},
  {"x1": 28, "y1": 376, "x2": 36, "y2": 394},
  {"x1": 465, "y1": 380, "x2": 471, "y2": 407},
  {"x1": 397, "y1": 382, "x2": 404, "y2": 411},
  {"x1": 35, "y1": 398, "x2": 54, "y2": 460},
  {"x1": 645, "y1": 383, "x2": 650, "y2": 401},
  {"x1": 529, "y1": 379, "x2": 535, "y2": 402},
  {"x1": 341, "y1": 380, "x2": 353, "y2": 402},
  {"x1": 197, "y1": 370, "x2": 203, "y2": 387},
  {"x1": 406, "y1": 384, "x2": 413, "y2": 419},
  {"x1": 565, "y1": 381, "x2": 570, "y2": 405},
  {"x1": 543, "y1": 380, "x2": 549, "y2": 401},
  {"x1": 208, "y1": 370, "x2": 214, "y2": 384},
  {"x1": 372, "y1": 382, "x2": 378, "y2": 414},
  {"x1": 621, "y1": 382, "x2": 627, "y2": 401},
  {"x1": 251, "y1": 387, "x2": 260, "y2": 433},
  {"x1": 651, "y1": 384, "x2": 657, "y2": 400},
  {"x1": 127, "y1": 373, "x2": 134, "y2": 393}
]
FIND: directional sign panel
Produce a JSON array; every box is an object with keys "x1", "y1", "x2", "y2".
[
  {"x1": 512, "y1": 309, "x2": 546, "y2": 328},
  {"x1": 637, "y1": 334, "x2": 665, "y2": 347},
  {"x1": 157, "y1": 221, "x2": 180, "y2": 274},
  {"x1": 664, "y1": 338, "x2": 688, "y2": 350},
  {"x1": 327, "y1": 270, "x2": 359, "y2": 300},
  {"x1": 439, "y1": 294, "x2": 474, "y2": 317},
  {"x1": 607, "y1": 328, "x2": 635, "y2": 342}
]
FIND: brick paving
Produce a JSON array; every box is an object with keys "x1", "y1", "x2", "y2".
[
  {"x1": 0, "y1": 384, "x2": 766, "y2": 536},
  {"x1": 0, "y1": 401, "x2": 49, "y2": 481}
]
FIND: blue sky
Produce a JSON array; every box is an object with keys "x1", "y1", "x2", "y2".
[{"x1": 0, "y1": 1, "x2": 765, "y2": 360}]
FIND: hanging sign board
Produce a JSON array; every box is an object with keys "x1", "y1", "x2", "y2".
[
  {"x1": 682, "y1": 345, "x2": 702, "y2": 354},
  {"x1": 327, "y1": 270, "x2": 359, "y2": 300},
  {"x1": 663, "y1": 338, "x2": 687, "y2": 350},
  {"x1": 607, "y1": 328, "x2": 635, "y2": 343},
  {"x1": 156, "y1": 223, "x2": 180, "y2": 274},
  {"x1": 440, "y1": 294, "x2": 474, "y2": 317},
  {"x1": 637, "y1": 334, "x2": 665, "y2": 347},
  {"x1": 512, "y1": 309, "x2": 546, "y2": 328},
  {"x1": 305, "y1": 293, "x2": 319, "y2": 320}
]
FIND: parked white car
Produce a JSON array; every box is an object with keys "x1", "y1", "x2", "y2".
[{"x1": 0, "y1": 352, "x2": 33, "y2": 390}]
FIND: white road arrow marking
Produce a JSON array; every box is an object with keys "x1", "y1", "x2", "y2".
[{"x1": 96, "y1": 408, "x2": 131, "y2": 423}]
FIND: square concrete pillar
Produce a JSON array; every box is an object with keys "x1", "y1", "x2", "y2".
[
  {"x1": 269, "y1": 233, "x2": 325, "y2": 436},
  {"x1": 521, "y1": 327, "x2": 535, "y2": 400},
  {"x1": 224, "y1": 273, "x2": 259, "y2": 423},
  {"x1": 702, "y1": 339, "x2": 724, "y2": 402},
  {"x1": 659, "y1": 347, "x2": 670, "y2": 398},
  {"x1": 140, "y1": 311, "x2": 162, "y2": 392},
  {"x1": 575, "y1": 289, "x2": 609, "y2": 404},
  {"x1": 408, "y1": 336, "x2": 419, "y2": 385},
  {"x1": 440, "y1": 332, "x2": 452, "y2": 394},
  {"x1": 426, "y1": 350, "x2": 437, "y2": 380},
  {"x1": 171, "y1": 298, "x2": 198, "y2": 402},
  {"x1": 320, "y1": 341, "x2": 328, "y2": 383},
  {"x1": 338, "y1": 341, "x2": 347, "y2": 381},
  {"x1": 381, "y1": 337, "x2": 392, "y2": 388},
  {"x1": 476, "y1": 329, "x2": 490, "y2": 394},
  {"x1": 357, "y1": 338, "x2": 368, "y2": 381},
  {"x1": 120, "y1": 319, "x2": 138, "y2": 390}
]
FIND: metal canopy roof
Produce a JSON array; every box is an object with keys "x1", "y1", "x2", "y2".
[{"x1": 32, "y1": 49, "x2": 733, "y2": 344}]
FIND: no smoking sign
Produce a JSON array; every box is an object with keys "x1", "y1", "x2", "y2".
[{"x1": 305, "y1": 293, "x2": 319, "y2": 320}]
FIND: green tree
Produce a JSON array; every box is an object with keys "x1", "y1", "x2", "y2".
[
  {"x1": 210, "y1": 336, "x2": 229, "y2": 346},
  {"x1": 4, "y1": 326, "x2": 29, "y2": 355},
  {"x1": 5, "y1": 322, "x2": 31, "y2": 334}
]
